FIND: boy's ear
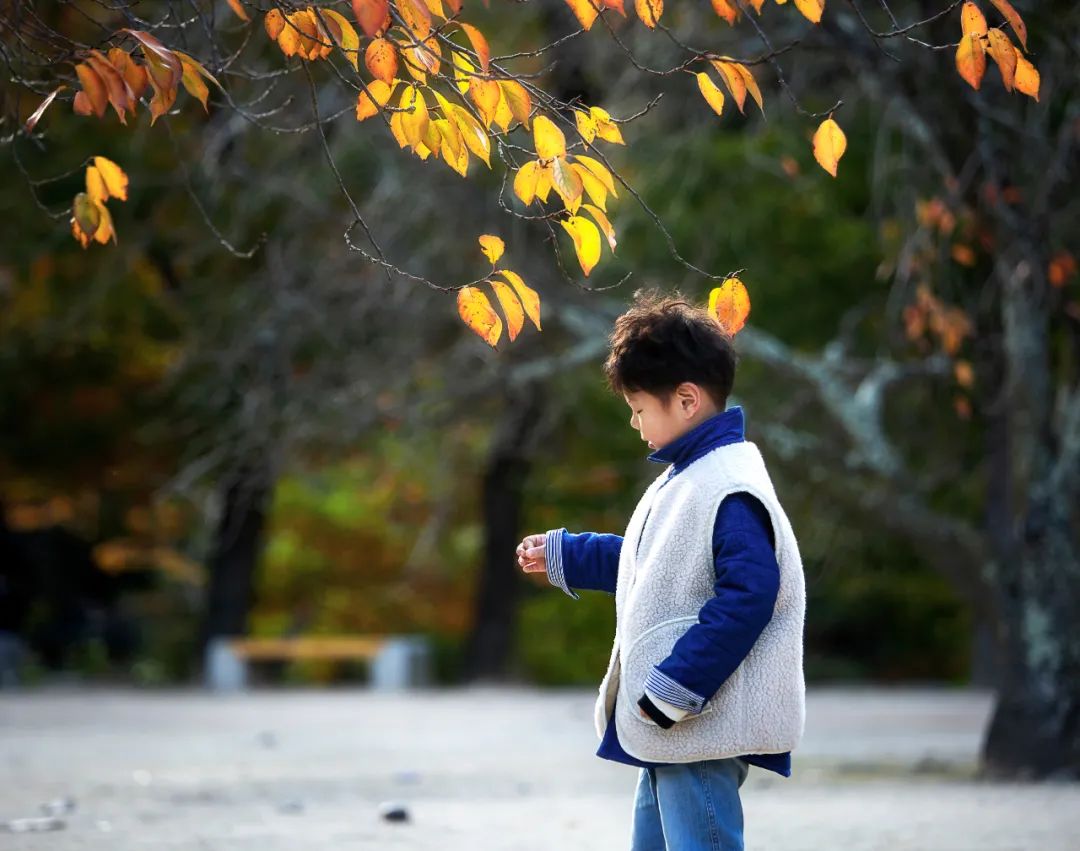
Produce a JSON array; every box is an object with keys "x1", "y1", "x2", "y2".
[{"x1": 676, "y1": 382, "x2": 701, "y2": 417}]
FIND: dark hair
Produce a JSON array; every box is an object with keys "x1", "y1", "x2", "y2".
[{"x1": 602, "y1": 287, "x2": 738, "y2": 409}]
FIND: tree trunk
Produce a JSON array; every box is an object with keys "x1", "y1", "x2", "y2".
[
  {"x1": 463, "y1": 383, "x2": 548, "y2": 682},
  {"x1": 200, "y1": 459, "x2": 274, "y2": 651}
]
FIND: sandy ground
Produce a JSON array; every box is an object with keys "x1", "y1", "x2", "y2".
[{"x1": 1, "y1": 686, "x2": 1078, "y2": 850}]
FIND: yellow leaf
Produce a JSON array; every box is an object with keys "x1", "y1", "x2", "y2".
[
  {"x1": 92, "y1": 156, "x2": 129, "y2": 201},
  {"x1": 793, "y1": 0, "x2": 824, "y2": 24},
  {"x1": 575, "y1": 109, "x2": 597, "y2": 143},
  {"x1": 696, "y1": 72, "x2": 726, "y2": 116},
  {"x1": 552, "y1": 155, "x2": 584, "y2": 209},
  {"x1": 400, "y1": 86, "x2": 429, "y2": 149},
  {"x1": 366, "y1": 38, "x2": 397, "y2": 84},
  {"x1": 563, "y1": 0, "x2": 601, "y2": 30},
  {"x1": 572, "y1": 154, "x2": 618, "y2": 198},
  {"x1": 708, "y1": 277, "x2": 750, "y2": 335},
  {"x1": 499, "y1": 80, "x2": 532, "y2": 128},
  {"x1": 570, "y1": 163, "x2": 607, "y2": 210},
  {"x1": 560, "y1": 215, "x2": 602, "y2": 276},
  {"x1": 635, "y1": 0, "x2": 663, "y2": 28},
  {"x1": 438, "y1": 119, "x2": 470, "y2": 176},
  {"x1": 449, "y1": 104, "x2": 491, "y2": 167},
  {"x1": 479, "y1": 234, "x2": 504, "y2": 265},
  {"x1": 582, "y1": 203, "x2": 617, "y2": 252},
  {"x1": 710, "y1": 60, "x2": 747, "y2": 113},
  {"x1": 72, "y1": 192, "x2": 101, "y2": 240},
  {"x1": 1013, "y1": 53, "x2": 1039, "y2": 100},
  {"x1": 489, "y1": 279, "x2": 525, "y2": 342},
  {"x1": 535, "y1": 164, "x2": 553, "y2": 202},
  {"x1": 457, "y1": 286, "x2": 502, "y2": 347},
  {"x1": 955, "y1": 32, "x2": 986, "y2": 90},
  {"x1": 986, "y1": 29, "x2": 1016, "y2": 91},
  {"x1": 989, "y1": 0, "x2": 1027, "y2": 51},
  {"x1": 960, "y1": 1, "x2": 988, "y2": 36},
  {"x1": 91, "y1": 199, "x2": 116, "y2": 245},
  {"x1": 389, "y1": 110, "x2": 410, "y2": 148},
  {"x1": 355, "y1": 79, "x2": 395, "y2": 120},
  {"x1": 533, "y1": 114, "x2": 567, "y2": 161},
  {"x1": 458, "y1": 22, "x2": 491, "y2": 74},
  {"x1": 86, "y1": 165, "x2": 108, "y2": 204},
  {"x1": 468, "y1": 77, "x2": 501, "y2": 128},
  {"x1": 514, "y1": 160, "x2": 542, "y2": 205},
  {"x1": 495, "y1": 269, "x2": 541, "y2": 330},
  {"x1": 452, "y1": 51, "x2": 475, "y2": 94},
  {"x1": 590, "y1": 106, "x2": 625, "y2": 144},
  {"x1": 812, "y1": 116, "x2": 846, "y2": 177},
  {"x1": 321, "y1": 9, "x2": 361, "y2": 70},
  {"x1": 177, "y1": 53, "x2": 211, "y2": 111}
]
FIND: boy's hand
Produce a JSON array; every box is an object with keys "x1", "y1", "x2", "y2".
[{"x1": 516, "y1": 534, "x2": 547, "y2": 574}]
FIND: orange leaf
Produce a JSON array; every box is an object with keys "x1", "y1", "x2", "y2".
[
  {"x1": 733, "y1": 63, "x2": 764, "y2": 114},
  {"x1": 319, "y1": 9, "x2": 361, "y2": 70},
  {"x1": 708, "y1": 277, "x2": 750, "y2": 335},
  {"x1": 352, "y1": 0, "x2": 390, "y2": 38},
  {"x1": 960, "y1": 1, "x2": 988, "y2": 36},
  {"x1": 468, "y1": 77, "x2": 502, "y2": 128},
  {"x1": 85, "y1": 51, "x2": 136, "y2": 124},
  {"x1": 812, "y1": 116, "x2": 846, "y2": 177},
  {"x1": 793, "y1": 0, "x2": 824, "y2": 23},
  {"x1": 457, "y1": 286, "x2": 503, "y2": 347},
  {"x1": 635, "y1": 0, "x2": 662, "y2": 28},
  {"x1": 489, "y1": 279, "x2": 525, "y2": 342},
  {"x1": 710, "y1": 0, "x2": 739, "y2": 25},
  {"x1": 955, "y1": 33, "x2": 986, "y2": 90},
  {"x1": 108, "y1": 48, "x2": 148, "y2": 101},
  {"x1": 355, "y1": 79, "x2": 396, "y2": 120},
  {"x1": 265, "y1": 8, "x2": 286, "y2": 39},
  {"x1": 563, "y1": 0, "x2": 601, "y2": 30},
  {"x1": 74, "y1": 62, "x2": 109, "y2": 118},
  {"x1": 226, "y1": 0, "x2": 250, "y2": 22},
  {"x1": 459, "y1": 23, "x2": 491, "y2": 74},
  {"x1": 985, "y1": 29, "x2": 1016, "y2": 91},
  {"x1": 398, "y1": 0, "x2": 432, "y2": 39},
  {"x1": 1013, "y1": 53, "x2": 1039, "y2": 100},
  {"x1": 495, "y1": 270, "x2": 541, "y2": 330},
  {"x1": 601, "y1": 0, "x2": 626, "y2": 15},
  {"x1": 366, "y1": 38, "x2": 398, "y2": 84},
  {"x1": 989, "y1": 0, "x2": 1027, "y2": 51},
  {"x1": 710, "y1": 60, "x2": 747, "y2": 113}
]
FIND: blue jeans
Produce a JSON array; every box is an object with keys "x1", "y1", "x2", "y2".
[{"x1": 630, "y1": 757, "x2": 750, "y2": 851}]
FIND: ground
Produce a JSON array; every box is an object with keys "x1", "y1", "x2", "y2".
[{"x1": 1, "y1": 687, "x2": 1078, "y2": 849}]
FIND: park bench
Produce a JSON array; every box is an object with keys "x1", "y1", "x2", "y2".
[{"x1": 204, "y1": 634, "x2": 432, "y2": 692}]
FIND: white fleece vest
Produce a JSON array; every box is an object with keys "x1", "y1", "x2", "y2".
[{"x1": 596, "y1": 439, "x2": 806, "y2": 763}]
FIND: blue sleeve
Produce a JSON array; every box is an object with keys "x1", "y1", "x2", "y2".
[
  {"x1": 544, "y1": 528, "x2": 622, "y2": 599},
  {"x1": 642, "y1": 492, "x2": 779, "y2": 715}
]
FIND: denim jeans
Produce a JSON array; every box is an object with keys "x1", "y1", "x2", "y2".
[{"x1": 629, "y1": 757, "x2": 750, "y2": 851}]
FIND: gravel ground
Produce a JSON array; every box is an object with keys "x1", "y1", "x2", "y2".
[{"x1": 1, "y1": 686, "x2": 1077, "y2": 850}]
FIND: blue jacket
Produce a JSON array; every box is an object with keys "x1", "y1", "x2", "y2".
[{"x1": 550, "y1": 406, "x2": 792, "y2": 777}]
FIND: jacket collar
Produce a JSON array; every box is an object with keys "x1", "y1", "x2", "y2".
[{"x1": 647, "y1": 405, "x2": 745, "y2": 472}]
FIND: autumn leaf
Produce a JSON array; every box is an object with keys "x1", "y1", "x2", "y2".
[
  {"x1": 265, "y1": 8, "x2": 286, "y2": 39},
  {"x1": 174, "y1": 50, "x2": 220, "y2": 112},
  {"x1": 812, "y1": 116, "x2": 846, "y2": 177},
  {"x1": 960, "y1": 1, "x2": 988, "y2": 37},
  {"x1": 479, "y1": 234, "x2": 504, "y2": 265},
  {"x1": 572, "y1": 154, "x2": 618, "y2": 198},
  {"x1": 635, "y1": 0, "x2": 663, "y2": 28},
  {"x1": 590, "y1": 106, "x2": 625, "y2": 144},
  {"x1": 25, "y1": 85, "x2": 66, "y2": 132},
  {"x1": 438, "y1": 119, "x2": 470, "y2": 176},
  {"x1": 989, "y1": 0, "x2": 1027, "y2": 51},
  {"x1": 448, "y1": 104, "x2": 491, "y2": 167},
  {"x1": 468, "y1": 77, "x2": 502, "y2": 128},
  {"x1": 552, "y1": 156, "x2": 584, "y2": 211},
  {"x1": 711, "y1": 0, "x2": 739, "y2": 26},
  {"x1": 560, "y1": 215, "x2": 602, "y2": 276},
  {"x1": 399, "y1": 0, "x2": 433, "y2": 39},
  {"x1": 74, "y1": 62, "x2": 109, "y2": 118},
  {"x1": 575, "y1": 109, "x2": 597, "y2": 144},
  {"x1": 582, "y1": 203, "x2": 617, "y2": 252},
  {"x1": 1013, "y1": 53, "x2": 1039, "y2": 100},
  {"x1": 458, "y1": 23, "x2": 491, "y2": 74},
  {"x1": 708, "y1": 277, "x2": 750, "y2": 335},
  {"x1": 352, "y1": 0, "x2": 390, "y2": 38},
  {"x1": 534, "y1": 114, "x2": 567, "y2": 161},
  {"x1": 458, "y1": 285, "x2": 502, "y2": 347},
  {"x1": 793, "y1": 0, "x2": 824, "y2": 24},
  {"x1": 570, "y1": 163, "x2": 608, "y2": 210},
  {"x1": 955, "y1": 33, "x2": 986, "y2": 90},
  {"x1": 514, "y1": 160, "x2": 542, "y2": 205},
  {"x1": 563, "y1": 0, "x2": 601, "y2": 30},
  {"x1": 696, "y1": 72, "x2": 726, "y2": 116},
  {"x1": 366, "y1": 38, "x2": 397, "y2": 84},
  {"x1": 355, "y1": 79, "x2": 396, "y2": 120},
  {"x1": 319, "y1": 9, "x2": 361, "y2": 70},
  {"x1": 985, "y1": 29, "x2": 1017, "y2": 91},
  {"x1": 92, "y1": 156, "x2": 129, "y2": 201},
  {"x1": 489, "y1": 279, "x2": 525, "y2": 342},
  {"x1": 710, "y1": 61, "x2": 747, "y2": 113},
  {"x1": 84, "y1": 51, "x2": 136, "y2": 124},
  {"x1": 734, "y1": 64, "x2": 764, "y2": 114},
  {"x1": 495, "y1": 269, "x2": 541, "y2": 330},
  {"x1": 499, "y1": 80, "x2": 532, "y2": 128},
  {"x1": 399, "y1": 86, "x2": 429, "y2": 148}
]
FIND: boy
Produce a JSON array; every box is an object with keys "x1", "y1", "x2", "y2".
[{"x1": 516, "y1": 289, "x2": 806, "y2": 851}]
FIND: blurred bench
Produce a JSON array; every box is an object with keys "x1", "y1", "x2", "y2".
[{"x1": 204, "y1": 634, "x2": 432, "y2": 692}]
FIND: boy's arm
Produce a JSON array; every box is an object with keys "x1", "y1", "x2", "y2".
[
  {"x1": 636, "y1": 493, "x2": 779, "y2": 728},
  {"x1": 544, "y1": 529, "x2": 624, "y2": 599}
]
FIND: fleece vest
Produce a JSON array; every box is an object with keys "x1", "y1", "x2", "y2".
[{"x1": 595, "y1": 439, "x2": 806, "y2": 763}]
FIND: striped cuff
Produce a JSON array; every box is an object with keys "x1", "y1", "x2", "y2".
[
  {"x1": 544, "y1": 528, "x2": 580, "y2": 600},
  {"x1": 643, "y1": 686, "x2": 691, "y2": 723},
  {"x1": 644, "y1": 667, "x2": 706, "y2": 715}
]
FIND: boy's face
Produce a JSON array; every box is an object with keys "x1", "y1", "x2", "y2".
[{"x1": 624, "y1": 387, "x2": 702, "y2": 452}]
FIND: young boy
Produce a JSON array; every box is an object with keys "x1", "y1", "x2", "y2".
[{"x1": 516, "y1": 289, "x2": 806, "y2": 851}]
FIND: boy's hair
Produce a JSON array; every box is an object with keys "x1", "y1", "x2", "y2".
[{"x1": 602, "y1": 287, "x2": 738, "y2": 409}]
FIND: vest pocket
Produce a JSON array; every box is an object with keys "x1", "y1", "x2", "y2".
[{"x1": 619, "y1": 615, "x2": 715, "y2": 722}]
